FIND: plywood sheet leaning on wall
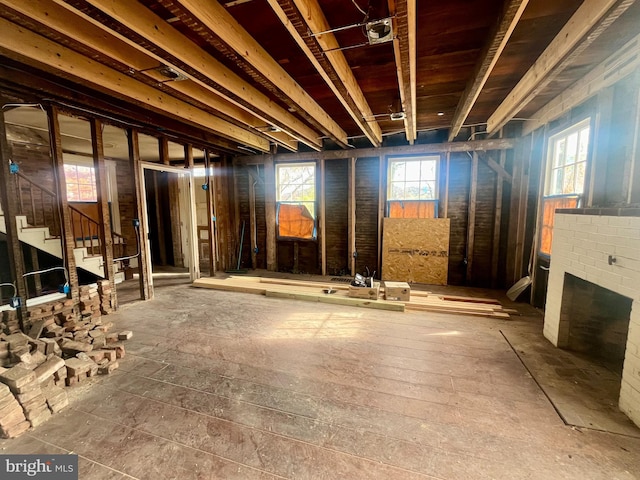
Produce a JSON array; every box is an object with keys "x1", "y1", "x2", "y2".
[{"x1": 382, "y1": 218, "x2": 450, "y2": 285}]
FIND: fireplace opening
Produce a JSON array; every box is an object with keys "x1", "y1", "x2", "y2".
[{"x1": 560, "y1": 273, "x2": 632, "y2": 373}]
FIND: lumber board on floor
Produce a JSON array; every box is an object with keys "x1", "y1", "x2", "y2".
[
  {"x1": 192, "y1": 275, "x2": 509, "y2": 318},
  {"x1": 266, "y1": 291, "x2": 404, "y2": 312}
]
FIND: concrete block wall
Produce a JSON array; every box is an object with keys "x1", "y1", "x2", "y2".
[{"x1": 544, "y1": 213, "x2": 640, "y2": 426}]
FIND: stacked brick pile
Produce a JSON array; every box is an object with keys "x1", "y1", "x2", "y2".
[
  {"x1": 98, "y1": 280, "x2": 115, "y2": 315},
  {"x1": 0, "y1": 327, "x2": 132, "y2": 439},
  {"x1": 1, "y1": 281, "x2": 114, "y2": 336}
]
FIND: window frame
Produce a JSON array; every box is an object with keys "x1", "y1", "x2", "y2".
[
  {"x1": 539, "y1": 118, "x2": 591, "y2": 257},
  {"x1": 275, "y1": 162, "x2": 318, "y2": 241},
  {"x1": 63, "y1": 162, "x2": 98, "y2": 202},
  {"x1": 386, "y1": 155, "x2": 440, "y2": 218}
]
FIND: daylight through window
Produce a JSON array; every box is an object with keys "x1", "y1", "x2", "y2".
[
  {"x1": 276, "y1": 163, "x2": 316, "y2": 239},
  {"x1": 64, "y1": 164, "x2": 97, "y2": 202},
  {"x1": 387, "y1": 156, "x2": 439, "y2": 218}
]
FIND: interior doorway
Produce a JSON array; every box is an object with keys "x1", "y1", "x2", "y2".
[{"x1": 141, "y1": 162, "x2": 199, "y2": 291}]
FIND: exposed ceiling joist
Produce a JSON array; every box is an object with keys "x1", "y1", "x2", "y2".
[
  {"x1": 267, "y1": 0, "x2": 382, "y2": 147},
  {"x1": 522, "y1": 33, "x2": 640, "y2": 136},
  {"x1": 388, "y1": 0, "x2": 416, "y2": 144},
  {"x1": 487, "y1": 0, "x2": 637, "y2": 135},
  {"x1": 448, "y1": 0, "x2": 529, "y2": 141},
  {"x1": 0, "y1": 0, "x2": 298, "y2": 153},
  {"x1": 0, "y1": 17, "x2": 270, "y2": 152},
  {"x1": 74, "y1": 0, "x2": 321, "y2": 150},
  {"x1": 236, "y1": 138, "x2": 517, "y2": 163},
  {"x1": 169, "y1": 0, "x2": 350, "y2": 148}
]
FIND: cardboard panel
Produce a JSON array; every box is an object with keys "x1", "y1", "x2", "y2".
[{"x1": 382, "y1": 218, "x2": 450, "y2": 285}]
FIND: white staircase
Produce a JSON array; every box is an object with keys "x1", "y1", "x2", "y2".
[{"x1": 0, "y1": 212, "x2": 105, "y2": 278}]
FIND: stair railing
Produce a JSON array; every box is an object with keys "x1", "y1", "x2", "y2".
[
  {"x1": 14, "y1": 171, "x2": 61, "y2": 237},
  {"x1": 14, "y1": 171, "x2": 127, "y2": 262},
  {"x1": 68, "y1": 205, "x2": 127, "y2": 260}
]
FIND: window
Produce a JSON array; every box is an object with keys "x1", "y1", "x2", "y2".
[
  {"x1": 387, "y1": 156, "x2": 439, "y2": 218},
  {"x1": 64, "y1": 164, "x2": 97, "y2": 202},
  {"x1": 276, "y1": 163, "x2": 316, "y2": 239},
  {"x1": 540, "y1": 120, "x2": 590, "y2": 255}
]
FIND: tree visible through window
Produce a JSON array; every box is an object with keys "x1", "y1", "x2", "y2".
[
  {"x1": 387, "y1": 156, "x2": 439, "y2": 218},
  {"x1": 540, "y1": 120, "x2": 590, "y2": 256},
  {"x1": 276, "y1": 163, "x2": 316, "y2": 239},
  {"x1": 64, "y1": 164, "x2": 97, "y2": 202}
]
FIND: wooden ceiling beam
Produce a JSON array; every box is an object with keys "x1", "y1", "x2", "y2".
[
  {"x1": 170, "y1": 0, "x2": 349, "y2": 148},
  {"x1": 71, "y1": 0, "x2": 321, "y2": 150},
  {"x1": 235, "y1": 138, "x2": 517, "y2": 163},
  {"x1": 448, "y1": 0, "x2": 529, "y2": 141},
  {"x1": 0, "y1": 0, "x2": 296, "y2": 153},
  {"x1": 388, "y1": 0, "x2": 416, "y2": 144},
  {"x1": 268, "y1": 0, "x2": 382, "y2": 147},
  {"x1": 487, "y1": 0, "x2": 636, "y2": 135},
  {"x1": 0, "y1": 17, "x2": 270, "y2": 152}
]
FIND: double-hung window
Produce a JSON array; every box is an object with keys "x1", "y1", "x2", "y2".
[
  {"x1": 64, "y1": 163, "x2": 97, "y2": 202},
  {"x1": 276, "y1": 163, "x2": 316, "y2": 240},
  {"x1": 387, "y1": 155, "x2": 439, "y2": 218},
  {"x1": 540, "y1": 119, "x2": 590, "y2": 255}
]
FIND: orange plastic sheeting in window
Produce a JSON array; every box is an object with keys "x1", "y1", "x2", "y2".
[
  {"x1": 388, "y1": 201, "x2": 436, "y2": 219},
  {"x1": 540, "y1": 197, "x2": 578, "y2": 255},
  {"x1": 278, "y1": 203, "x2": 315, "y2": 239}
]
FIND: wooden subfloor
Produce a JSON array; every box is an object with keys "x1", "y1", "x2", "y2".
[{"x1": 1, "y1": 282, "x2": 639, "y2": 479}]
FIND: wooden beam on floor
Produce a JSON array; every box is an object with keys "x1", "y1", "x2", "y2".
[
  {"x1": 268, "y1": 0, "x2": 382, "y2": 147},
  {"x1": 389, "y1": 0, "x2": 417, "y2": 144},
  {"x1": 487, "y1": 0, "x2": 637, "y2": 134},
  {"x1": 448, "y1": 0, "x2": 529, "y2": 141}
]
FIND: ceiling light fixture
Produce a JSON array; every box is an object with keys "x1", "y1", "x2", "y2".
[
  {"x1": 155, "y1": 65, "x2": 188, "y2": 82},
  {"x1": 437, "y1": 112, "x2": 445, "y2": 116},
  {"x1": 366, "y1": 18, "x2": 394, "y2": 45},
  {"x1": 390, "y1": 112, "x2": 406, "y2": 121}
]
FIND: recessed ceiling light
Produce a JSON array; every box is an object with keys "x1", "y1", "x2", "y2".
[{"x1": 437, "y1": 112, "x2": 444, "y2": 116}]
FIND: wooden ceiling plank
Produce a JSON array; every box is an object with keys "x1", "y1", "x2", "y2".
[
  {"x1": 487, "y1": 0, "x2": 636, "y2": 135},
  {"x1": 172, "y1": 0, "x2": 349, "y2": 148},
  {"x1": 268, "y1": 0, "x2": 382, "y2": 147},
  {"x1": 447, "y1": 0, "x2": 529, "y2": 141},
  {"x1": 72, "y1": 0, "x2": 321, "y2": 150},
  {"x1": 0, "y1": 0, "x2": 297, "y2": 152},
  {"x1": 389, "y1": 0, "x2": 417, "y2": 144},
  {"x1": 0, "y1": 17, "x2": 270, "y2": 152}
]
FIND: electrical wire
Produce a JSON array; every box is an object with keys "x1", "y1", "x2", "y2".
[
  {"x1": 113, "y1": 224, "x2": 141, "y2": 262},
  {"x1": 0, "y1": 282, "x2": 17, "y2": 298},
  {"x1": 22, "y1": 266, "x2": 69, "y2": 287},
  {"x1": 351, "y1": 0, "x2": 367, "y2": 17},
  {"x1": 1, "y1": 103, "x2": 46, "y2": 114}
]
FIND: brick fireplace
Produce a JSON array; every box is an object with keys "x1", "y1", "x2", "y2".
[{"x1": 544, "y1": 211, "x2": 640, "y2": 427}]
